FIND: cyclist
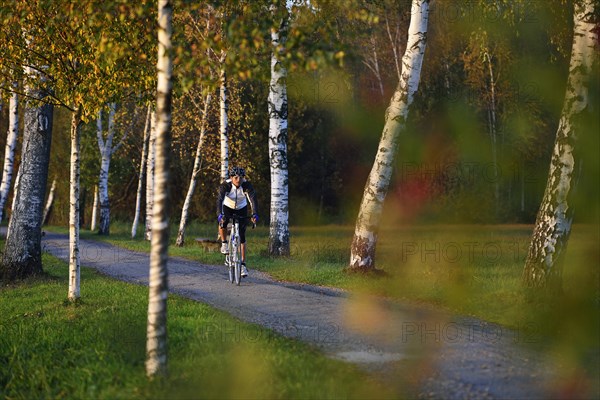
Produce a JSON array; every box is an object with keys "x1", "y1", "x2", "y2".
[{"x1": 216, "y1": 166, "x2": 258, "y2": 278}]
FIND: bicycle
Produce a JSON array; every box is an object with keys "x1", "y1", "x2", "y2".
[{"x1": 223, "y1": 215, "x2": 255, "y2": 286}]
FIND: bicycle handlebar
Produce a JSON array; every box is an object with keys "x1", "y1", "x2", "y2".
[{"x1": 224, "y1": 215, "x2": 256, "y2": 229}]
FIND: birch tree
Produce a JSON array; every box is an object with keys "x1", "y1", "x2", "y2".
[
  {"x1": 132, "y1": 104, "x2": 152, "y2": 238},
  {"x1": 0, "y1": 1, "x2": 155, "y2": 290},
  {"x1": 268, "y1": 2, "x2": 291, "y2": 256},
  {"x1": 42, "y1": 178, "x2": 57, "y2": 225},
  {"x1": 463, "y1": 31, "x2": 504, "y2": 213},
  {"x1": 173, "y1": 6, "x2": 218, "y2": 246},
  {"x1": 349, "y1": 0, "x2": 429, "y2": 271},
  {"x1": 0, "y1": 90, "x2": 19, "y2": 223},
  {"x1": 0, "y1": 76, "x2": 53, "y2": 281},
  {"x1": 68, "y1": 110, "x2": 82, "y2": 300},
  {"x1": 219, "y1": 55, "x2": 229, "y2": 181},
  {"x1": 96, "y1": 103, "x2": 131, "y2": 235},
  {"x1": 146, "y1": 0, "x2": 173, "y2": 378},
  {"x1": 522, "y1": 0, "x2": 597, "y2": 289},
  {"x1": 175, "y1": 92, "x2": 211, "y2": 246},
  {"x1": 90, "y1": 185, "x2": 99, "y2": 231},
  {"x1": 145, "y1": 110, "x2": 157, "y2": 241}
]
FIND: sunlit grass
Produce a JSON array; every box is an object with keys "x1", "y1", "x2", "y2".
[
  {"x1": 46, "y1": 220, "x2": 600, "y2": 395},
  {"x1": 0, "y1": 250, "x2": 395, "y2": 399},
  {"x1": 49, "y1": 221, "x2": 599, "y2": 328}
]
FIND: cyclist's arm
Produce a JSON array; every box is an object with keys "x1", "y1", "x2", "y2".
[
  {"x1": 242, "y1": 181, "x2": 258, "y2": 216},
  {"x1": 216, "y1": 181, "x2": 230, "y2": 216}
]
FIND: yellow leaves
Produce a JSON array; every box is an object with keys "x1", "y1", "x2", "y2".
[
  {"x1": 238, "y1": 70, "x2": 252, "y2": 80},
  {"x1": 351, "y1": 9, "x2": 379, "y2": 25}
]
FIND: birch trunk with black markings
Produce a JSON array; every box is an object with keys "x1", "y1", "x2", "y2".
[
  {"x1": 146, "y1": 0, "x2": 173, "y2": 378},
  {"x1": 132, "y1": 105, "x2": 152, "y2": 238},
  {"x1": 523, "y1": 0, "x2": 597, "y2": 289},
  {"x1": 68, "y1": 110, "x2": 82, "y2": 300},
  {"x1": 0, "y1": 90, "x2": 19, "y2": 223},
  {"x1": 145, "y1": 110, "x2": 157, "y2": 241},
  {"x1": 219, "y1": 62, "x2": 229, "y2": 182},
  {"x1": 176, "y1": 93, "x2": 211, "y2": 247},
  {"x1": 1, "y1": 77, "x2": 53, "y2": 281},
  {"x1": 268, "y1": 3, "x2": 290, "y2": 256},
  {"x1": 349, "y1": 0, "x2": 429, "y2": 271}
]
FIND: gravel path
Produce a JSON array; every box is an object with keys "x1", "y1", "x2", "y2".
[{"x1": 41, "y1": 232, "x2": 580, "y2": 399}]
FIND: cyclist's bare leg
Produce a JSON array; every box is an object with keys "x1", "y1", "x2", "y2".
[
  {"x1": 241, "y1": 243, "x2": 246, "y2": 263},
  {"x1": 219, "y1": 226, "x2": 227, "y2": 242}
]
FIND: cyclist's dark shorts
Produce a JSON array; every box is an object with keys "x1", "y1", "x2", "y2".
[{"x1": 221, "y1": 205, "x2": 249, "y2": 243}]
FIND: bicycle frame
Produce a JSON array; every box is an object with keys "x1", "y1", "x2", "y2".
[
  {"x1": 225, "y1": 217, "x2": 242, "y2": 285},
  {"x1": 223, "y1": 215, "x2": 255, "y2": 286}
]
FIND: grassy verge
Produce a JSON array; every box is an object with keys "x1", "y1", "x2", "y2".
[
  {"x1": 46, "y1": 221, "x2": 600, "y2": 390},
  {"x1": 0, "y1": 251, "x2": 395, "y2": 399},
  {"x1": 54, "y1": 222, "x2": 599, "y2": 327}
]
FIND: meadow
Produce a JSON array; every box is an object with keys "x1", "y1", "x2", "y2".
[
  {"x1": 0, "y1": 250, "x2": 395, "y2": 399},
  {"x1": 7, "y1": 221, "x2": 596, "y2": 397},
  {"x1": 72, "y1": 221, "x2": 599, "y2": 333}
]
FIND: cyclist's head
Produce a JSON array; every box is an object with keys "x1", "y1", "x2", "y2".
[{"x1": 229, "y1": 166, "x2": 245, "y2": 178}]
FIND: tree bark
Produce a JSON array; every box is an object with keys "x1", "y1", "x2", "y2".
[
  {"x1": 522, "y1": 0, "x2": 597, "y2": 289},
  {"x1": 8, "y1": 161, "x2": 21, "y2": 236},
  {"x1": 90, "y1": 185, "x2": 99, "y2": 231},
  {"x1": 0, "y1": 90, "x2": 19, "y2": 223},
  {"x1": 68, "y1": 110, "x2": 82, "y2": 300},
  {"x1": 176, "y1": 93, "x2": 211, "y2": 247},
  {"x1": 363, "y1": 37, "x2": 385, "y2": 99},
  {"x1": 268, "y1": 3, "x2": 291, "y2": 256},
  {"x1": 484, "y1": 52, "x2": 500, "y2": 214},
  {"x1": 349, "y1": 0, "x2": 429, "y2": 271},
  {"x1": 96, "y1": 103, "x2": 116, "y2": 235},
  {"x1": 1, "y1": 85, "x2": 53, "y2": 281},
  {"x1": 146, "y1": 0, "x2": 173, "y2": 379},
  {"x1": 42, "y1": 178, "x2": 57, "y2": 225},
  {"x1": 145, "y1": 110, "x2": 157, "y2": 241},
  {"x1": 219, "y1": 63, "x2": 229, "y2": 182},
  {"x1": 132, "y1": 104, "x2": 152, "y2": 238}
]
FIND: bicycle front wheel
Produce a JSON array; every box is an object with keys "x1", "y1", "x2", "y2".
[
  {"x1": 234, "y1": 244, "x2": 242, "y2": 286},
  {"x1": 227, "y1": 256, "x2": 234, "y2": 283}
]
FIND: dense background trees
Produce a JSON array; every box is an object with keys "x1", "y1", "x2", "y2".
[{"x1": 0, "y1": 0, "x2": 596, "y2": 234}]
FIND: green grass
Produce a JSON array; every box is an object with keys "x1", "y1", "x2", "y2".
[
  {"x1": 0, "y1": 252, "x2": 395, "y2": 399},
  {"x1": 46, "y1": 221, "x2": 600, "y2": 394},
  {"x1": 59, "y1": 221, "x2": 599, "y2": 330}
]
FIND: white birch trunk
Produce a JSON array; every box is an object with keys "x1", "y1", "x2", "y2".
[
  {"x1": 176, "y1": 93, "x2": 212, "y2": 247},
  {"x1": 68, "y1": 110, "x2": 82, "y2": 300},
  {"x1": 132, "y1": 104, "x2": 152, "y2": 238},
  {"x1": 384, "y1": 15, "x2": 403, "y2": 83},
  {"x1": 1, "y1": 67, "x2": 53, "y2": 280},
  {"x1": 146, "y1": 0, "x2": 173, "y2": 378},
  {"x1": 96, "y1": 103, "x2": 116, "y2": 235},
  {"x1": 349, "y1": 0, "x2": 429, "y2": 271},
  {"x1": 484, "y1": 52, "x2": 500, "y2": 212},
  {"x1": 219, "y1": 64, "x2": 229, "y2": 181},
  {"x1": 0, "y1": 90, "x2": 19, "y2": 223},
  {"x1": 42, "y1": 178, "x2": 56, "y2": 225},
  {"x1": 8, "y1": 161, "x2": 21, "y2": 231},
  {"x1": 90, "y1": 185, "x2": 99, "y2": 231},
  {"x1": 523, "y1": 0, "x2": 597, "y2": 289},
  {"x1": 145, "y1": 110, "x2": 157, "y2": 241},
  {"x1": 363, "y1": 37, "x2": 385, "y2": 98},
  {"x1": 268, "y1": 4, "x2": 290, "y2": 256}
]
